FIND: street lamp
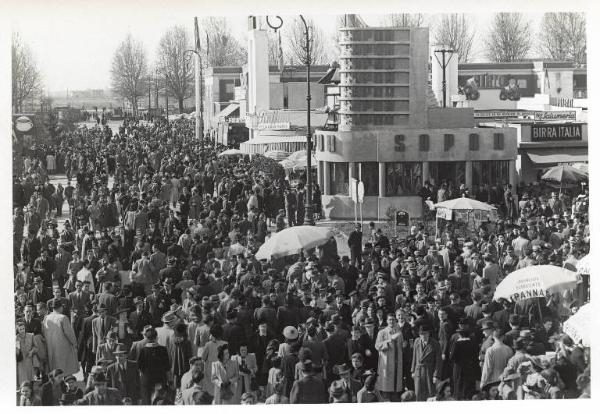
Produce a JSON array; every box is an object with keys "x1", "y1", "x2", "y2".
[
  {"x1": 181, "y1": 17, "x2": 205, "y2": 147},
  {"x1": 266, "y1": 15, "x2": 314, "y2": 226},
  {"x1": 433, "y1": 48, "x2": 455, "y2": 108}
]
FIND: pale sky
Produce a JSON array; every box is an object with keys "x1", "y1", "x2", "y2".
[{"x1": 13, "y1": 9, "x2": 545, "y2": 93}]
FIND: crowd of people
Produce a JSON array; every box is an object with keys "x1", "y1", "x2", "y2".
[{"x1": 13, "y1": 117, "x2": 591, "y2": 405}]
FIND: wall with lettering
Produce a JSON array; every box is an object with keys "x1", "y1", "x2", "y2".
[
  {"x1": 521, "y1": 123, "x2": 587, "y2": 143},
  {"x1": 315, "y1": 126, "x2": 518, "y2": 163}
]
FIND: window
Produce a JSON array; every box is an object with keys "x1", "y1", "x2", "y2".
[
  {"x1": 386, "y1": 162, "x2": 422, "y2": 196},
  {"x1": 469, "y1": 133, "x2": 479, "y2": 151},
  {"x1": 472, "y1": 161, "x2": 510, "y2": 188},
  {"x1": 444, "y1": 134, "x2": 454, "y2": 151},
  {"x1": 419, "y1": 134, "x2": 430, "y2": 151},
  {"x1": 318, "y1": 134, "x2": 324, "y2": 151},
  {"x1": 353, "y1": 163, "x2": 379, "y2": 196},
  {"x1": 394, "y1": 134, "x2": 405, "y2": 152},
  {"x1": 327, "y1": 135, "x2": 336, "y2": 152},
  {"x1": 329, "y1": 162, "x2": 349, "y2": 195},
  {"x1": 493, "y1": 133, "x2": 504, "y2": 150}
]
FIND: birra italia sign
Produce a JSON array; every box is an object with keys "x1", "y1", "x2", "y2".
[{"x1": 531, "y1": 124, "x2": 583, "y2": 142}]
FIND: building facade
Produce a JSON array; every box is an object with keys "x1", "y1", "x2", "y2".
[{"x1": 315, "y1": 25, "x2": 518, "y2": 221}]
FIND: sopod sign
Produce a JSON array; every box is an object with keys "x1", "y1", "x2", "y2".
[{"x1": 15, "y1": 116, "x2": 33, "y2": 132}]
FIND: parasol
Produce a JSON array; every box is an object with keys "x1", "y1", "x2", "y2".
[{"x1": 255, "y1": 226, "x2": 333, "y2": 260}]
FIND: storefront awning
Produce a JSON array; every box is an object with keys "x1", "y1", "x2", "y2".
[
  {"x1": 217, "y1": 103, "x2": 239, "y2": 119},
  {"x1": 526, "y1": 147, "x2": 588, "y2": 165}
]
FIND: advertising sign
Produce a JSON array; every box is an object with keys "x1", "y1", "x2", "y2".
[
  {"x1": 395, "y1": 210, "x2": 409, "y2": 226},
  {"x1": 474, "y1": 110, "x2": 577, "y2": 121},
  {"x1": 531, "y1": 124, "x2": 583, "y2": 142}
]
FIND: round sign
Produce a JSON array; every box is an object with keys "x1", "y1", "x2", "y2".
[{"x1": 15, "y1": 116, "x2": 33, "y2": 132}]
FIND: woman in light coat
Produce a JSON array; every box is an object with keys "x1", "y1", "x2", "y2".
[
  {"x1": 211, "y1": 344, "x2": 240, "y2": 405},
  {"x1": 16, "y1": 321, "x2": 37, "y2": 385}
]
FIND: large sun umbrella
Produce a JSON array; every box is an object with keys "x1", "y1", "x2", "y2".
[
  {"x1": 493, "y1": 265, "x2": 579, "y2": 302},
  {"x1": 434, "y1": 197, "x2": 497, "y2": 211},
  {"x1": 218, "y1": 148, "x2": 244, "y2": 157},
  {"x1": 576, "y1": 254, "x2": 591, "y2": 275},
  {"x1": 279, "y1": 152, "x2": 317, "y2": 171},
  {"x1": 570, "y1": 162, "x2": 588, "y2": 174},
  {"x1": 542, "y1": 165, "x2": 587, "y2": 185},
  {"x1": 264, "y1": 150, "x2": 289, "y2": 161},
  {"x1": 563, "y1": 303, "x2": 591, "y2": 346},
  {"x1": 255, "y1": 226, "x2": 333, "y2": 260}
]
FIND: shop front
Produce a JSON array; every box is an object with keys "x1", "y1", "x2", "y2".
[
  {"x1": 516, "y1": 122, "x2": 587, "y2": 183},
  {"x1": 315, "y1": 127, "x2": 518, "y2": 220}
]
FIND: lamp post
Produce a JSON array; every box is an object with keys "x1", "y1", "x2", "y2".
[
  {"x1": 182, "y1": 16, "x2": 204, "y2": 147},
  {"x1": 434, "y1": 48, "x2": 455, "y2": 108},
  {"x1": 266, "y1": 15, "x2": 314, "y2": 225}
]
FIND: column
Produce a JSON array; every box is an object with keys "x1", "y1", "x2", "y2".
[
  {"x1": 323, "y1": 161, "x2": 331, "y2": 195},
  {"x1": 348, "y1": 162, "x2": 356, "y2": 197},
  {"x1": 465, "y1": 160, "x2": 473, "y2": 190},
  {"x1": 422, "y1": 161, "x2": 430, "y2": 185},
  {"x1": 378, "y1": 162, "x2": 386, "y2": 197}
]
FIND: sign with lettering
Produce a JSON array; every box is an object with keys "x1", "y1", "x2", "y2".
[
  {"x1": 531, "y1": 124, "x2": 583, "y2": 142},
  {"x1": 509, "y1": 276, "x2": 546, "y2": 302},
  {"x1": 474, "y1": 110, "x2": 576, "y2": 121}
]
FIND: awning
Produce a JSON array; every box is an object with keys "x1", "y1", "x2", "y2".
[
  {"x1": 526, "y1": 147, "x2": 588, "y2": 165},
  {"x1": 217, "y1": 103, "x2": 239, "y2": 119}
]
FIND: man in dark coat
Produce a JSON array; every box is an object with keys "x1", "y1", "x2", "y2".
[
  {"x1": 290, "y1": 361, "x2": 327, "y2": 403},
  {"x1": 277, "y1": 293, "x2": 300, "y2": 329},
  {"x1": 136, "y1": 327, "x2": 170, "y2": 405},
  {"x1": 106, "y1": 345, "x2": 140, "y2": 403},
  {"x1": 222, "y1": 310, "x2": 246, "y2": 356},
  {"x1": 74, "y1": 372, "x2": 122, "y2": 405},
  {"x1": 347, "y1": 224, "x2": 363, "y2": 268},
  {"x1": 411, "y1": 325, "x2": 443, "y2": 401},
  {"x1": 78, "y1": 305, "x2": 99, "y2": 380},
  {"x1": 253, "y1": 295, "x2": 278, "y2": 334}
]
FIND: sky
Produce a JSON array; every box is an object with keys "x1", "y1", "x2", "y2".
[{"x1": 12, "y1": 8, "x2": 547, "y2": 93}]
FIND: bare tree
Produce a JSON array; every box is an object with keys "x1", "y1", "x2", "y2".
[
  {"x1": 485, "y1": 13, "x2": 532, "y2": 62},
  {"x1": 111, "y1": 34, "x2": 148, "y2": 114},
  {"x1": 538, "y1": 12, "x2": 586, "y2": 66},
  {"x1": 12, "y1": 32, "x2": 42, "y2": 113},
  {"x1": 267, "y1": 31, "x2": 285, "y2": 69},
  {"x1": 156, "y1": 26, "x2": 194, "y2": 113},
  {"x1": 283, "y1": 17, "x2": 328, "y2": 65},
  {"x1": 433, "y1": 14, "x2": 476, "y2": 63},
  {"x1": 381, "y1": 13, "x2": 425, "y2": 28},
  {"x1": 201, "y1": 17, "x2": 246, "y2": 67}
]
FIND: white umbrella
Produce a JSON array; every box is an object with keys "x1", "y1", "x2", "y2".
[
  {"x1": 218, "y1": 148, "x2": 244, "y2": 157},
  {"x1": 563, "y1": 303, "x2": 591, "y2": 346},
  {"x1": 576, "y1": 254, "x2": 591, "y2": 275},
  {"x1": 255, "y1": 226, "x2": 333, "y2": 260},
  {"x1": 264, "y1": 150, "x2": 289, "y2": 161},
  {"x1": 493, "y1": 265, "x2": 579, "y2": 302},
  {"x1": 434, "y1": 197, "x2": 497, "y2": 211}
]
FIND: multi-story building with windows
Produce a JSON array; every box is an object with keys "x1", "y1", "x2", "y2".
[{"x1": 315, "y1": 23, "x2": 518, "y2": 220}]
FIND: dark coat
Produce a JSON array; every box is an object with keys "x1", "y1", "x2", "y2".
[
  {"x1": 106, "y1": 360, "x2": 140, "y2": 401},
  {"x1": 411, "y1": 337, "x2": 443, "y2": 401},
  {"x1": 449, "y1": 337, "x2": 480, "y2": 400},
  {"x1": 281, "y1": 352, "x2": 299, "y2": 397},
  {"x1": 290, "y1": 373, "x2": 327, "y2": 404}
]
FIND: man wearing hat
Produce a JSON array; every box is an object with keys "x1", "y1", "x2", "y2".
[
  {"x1": 156, "y1": 311, "x2": 177, "y2": 347},
  {"x1": 60, "y1": 375, "x2": 84, "y2": 405},
  {"x1": 336, "y1": 362, "x2": 361, "y2": 402},
  {"x1": 145, "y1": 282, "x2": 168, "y2": 326},
  {"x1": 106, "y1": 343, "x2": 140, "y2": 404},
  {"x1": 411, "y1": 324, "x2": 443, "y2": 401},
  {"x1": 128, "y1": 297, "x2": 152, "y2": 340},
  {"x1": 92, "y1": 303, "x2": 117, "y2": 354},
  {"x1": 74, "y1": 372, "x2": 122, "y2": 405},
  {"x1": 290, "y1": 360, "x2": 327, "y2": 404}
]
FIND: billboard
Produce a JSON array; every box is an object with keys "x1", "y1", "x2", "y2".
[
  {"x1": 531, "y1": 124, "x2": 583, "y2": 142},
  {"x1": 458, "y1": 73, "x2": 536, "y2": 101}
]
